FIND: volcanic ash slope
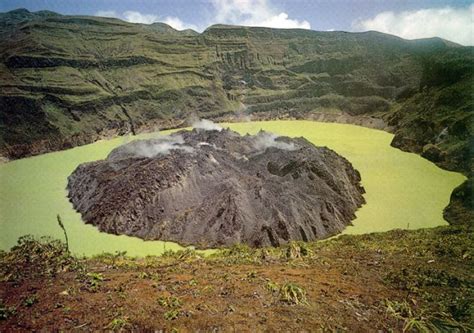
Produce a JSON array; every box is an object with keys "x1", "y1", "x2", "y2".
[{"x1": 67, "y1": 128, "x2": 365, "y2": 248}]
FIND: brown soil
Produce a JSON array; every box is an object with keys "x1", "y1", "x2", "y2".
[{"x1": 1, "y1": 227, "x2": 472, "y2": 332}]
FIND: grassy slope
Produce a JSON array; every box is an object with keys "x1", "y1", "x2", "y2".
[
  {"x1": 0, "y1": 15, "x2": 471, "y2": 160},
  {"x1": 0, "y1": 13, "x2": 235, "y2": 155},
  {"x1": 0, "y1": 227, "x2": 472, "y2": 331},
  {"x1": 0, "y1": 11, "x2": 471, "y2": 167}
]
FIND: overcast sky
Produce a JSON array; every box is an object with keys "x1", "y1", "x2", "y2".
[{"x1": 1, "y1": 0, "x2": 472, "y2": 45}]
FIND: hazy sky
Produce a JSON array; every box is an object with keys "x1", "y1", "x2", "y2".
[{"x1": 1, "y1": 0, "x2": 472, "y2": 45}]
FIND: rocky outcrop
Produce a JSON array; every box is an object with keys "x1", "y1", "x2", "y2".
[{"x1": 67, "y1": 128, "x2": 365, "y2": 248}]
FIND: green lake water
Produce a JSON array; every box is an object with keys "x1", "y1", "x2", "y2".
[{"x1": 0, "y1": 120, "x2": 466, "y2": 256}]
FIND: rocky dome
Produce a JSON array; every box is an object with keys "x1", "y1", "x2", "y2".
[{"x1": 67, "y1": 126, "x2": 365, "y2": 248}]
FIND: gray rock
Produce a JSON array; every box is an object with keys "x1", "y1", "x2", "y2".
[{"x1": 67, "y1": 128, "x2": 365, "y2": 248}]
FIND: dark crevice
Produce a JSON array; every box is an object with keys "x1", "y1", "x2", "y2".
[{"x1": 119, "y1": 104, "x2": 136, "y2": 135}]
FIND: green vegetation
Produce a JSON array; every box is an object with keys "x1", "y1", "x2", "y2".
[
  {"x1": 159, "y1": 296, "x2": 183, "y2": 321},
  {"x1": 279, "y1": 283, "x2": 308, "y2": 305},
  {"x1": 158, "y1": 296, "x2": 182, "y2": 309},
  {"x1": 0, "y1": 302, "x2": 16, "y2": 320},
  {"x1": 265, "y1": 280, "x2": 280, "y2": 293},
  {"x1": 163, "y1": 309, "x2": 180, "y2": 321},
  {"x1": 385, "y1": 300, "x2": 471, "y2": 332},
  {"x1": 81, "y1": 272, "x2": 105, "y2": 292},
  {"x1": 0, "y1": 235, "x2": 76, "y2": 282},
  {"x1": 0, "y1": 223, "x2": 471, "y2": 330},
  {"x1": 286, "y1": 241, "x2": 312, "y2": 259},
  {"x1": 23, "y1": 294, "x2": 37, "y2": 307},
  {"x1": 274, "y1": 282, "x2": 308, "y2": 305},
  {"x1": 106, "y1": 316, "x2": 131, "y2": 330}
]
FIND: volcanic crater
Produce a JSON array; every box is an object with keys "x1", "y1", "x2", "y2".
[{"x1": 67, "y1": 126, "x2": 366, "y2": 248}]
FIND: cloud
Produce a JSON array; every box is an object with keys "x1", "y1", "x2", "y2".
[
  {"x1": 353, "y1": 5, "x2": 474, "y2": 46},
  {"x1": 210, "y1": 0, "x2": 310, "y2": 29},
  {"x1": 95, "y1": 10, "x2": 158, "y2": 24},
  {"x1": 94, "y1": 10, "x2": 197, "y2": 31},
  {"x1": 95, "y1": 10, "x2": 118, "y2": 18},
  {"x1": 163, "y1": 16, "x2": 198, "y2": 31},
  {"x1": 94, "y1": 0, "x2": 310, "y2": 32},
  {"x1": 122, "y1": 11, "x2": 158, "y2": 24}
]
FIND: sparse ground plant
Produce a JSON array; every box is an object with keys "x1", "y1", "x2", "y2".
[
  {"x1": 279, "y1": 282, "x2": 308, "y2": 305},
  {"x1": 93, "y1": 251, "x2": 129, "y2": 268},
  {"x1": 162, "y1": 248, "x2": 202, "y2": 261},
  {"x1": 137, "y1": 271, "x2": 160, "y2": 282},
  {"x1": 385, "y1": 268, "x2": 467, "y2": 293},
  {"x1": 164, "y1": 309, "x2": 180, "y2": 321},
  {"x1": 385, "y1": 300, "x2": 472, "y2": 332},
  {"x1": 202, "y1": 285, "x2": 215, "y2": 293},
  {"x1": 158, "y1": 296, "x2": 182, "y2": 309},
  {"x1": 285, "y1": 241, "x2": 312, "y2": 259},
  {"x1": 222, "y1": 273, "x2": 230, "y2": 281},
  {"x1": 114, "y1": 282, "x2": 127, "y2": 299},
  {"x1": 158, "y1": 295, "x2": 183, "y2": 320},
  {"x1": 23, "y1": 294, "x2": 38, "y2": 307},
  {"x1": 79, "y1": 272, "x2": 104, "y2": 292},
  {"x1": 445, "y1": 296, "x2": 472, "y2": 323},
  {"x1": 106, "y1": 316, "x2": 131, "y2": 330},
  {"x1": 265, "y1": 280, "x2": 280, "y2": 294},
  {"x1": 0, "y1": 301, "x2": 16, "y2": 320},
  {"x1": 384, "y1": 266, "x2": 473, "y2": 323},
  {"x1": 214, "y1": 244, "x2": 260, "y2": 264}
]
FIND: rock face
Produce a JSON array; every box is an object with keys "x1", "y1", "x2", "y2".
[{"x1": 67, "y1": 128, "x2": 365, "y2": 248}]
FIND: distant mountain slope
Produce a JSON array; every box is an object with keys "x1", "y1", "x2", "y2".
[{"x1": 0, "y1": 9, "x2": 472, "y2": 222}]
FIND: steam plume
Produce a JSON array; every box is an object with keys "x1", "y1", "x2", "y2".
[
  {"x1": 253, "y1": 132, "x2": 297, "y2": 152},
  {"x1": 134, "y1": 135, "x2": 194, "y2": 157},
  {"x1": 192, "y1": 119, "x2": 223, "y2": 131},
  {"x1": 110, "y1": 134, "x2": 194, "y2": 160}
]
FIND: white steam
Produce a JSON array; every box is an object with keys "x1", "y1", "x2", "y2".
[
  {"x1": 131, "y1": 135, "x2": 193, "y2": 158},
  {"x1": 253, "y1": 132, "x2": 297, "y2": 152},
  {"x1": 192, "y1": 119, "x2": 223, "y2": 131}
]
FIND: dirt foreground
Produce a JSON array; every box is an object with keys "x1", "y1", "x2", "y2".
[{"x1": 1, "y1": 226, "x2": 472, "y2": 332}]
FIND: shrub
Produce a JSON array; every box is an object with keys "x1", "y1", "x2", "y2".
[{"x1": 0, "y1": 235, "x2": 77, "y2": 282}]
